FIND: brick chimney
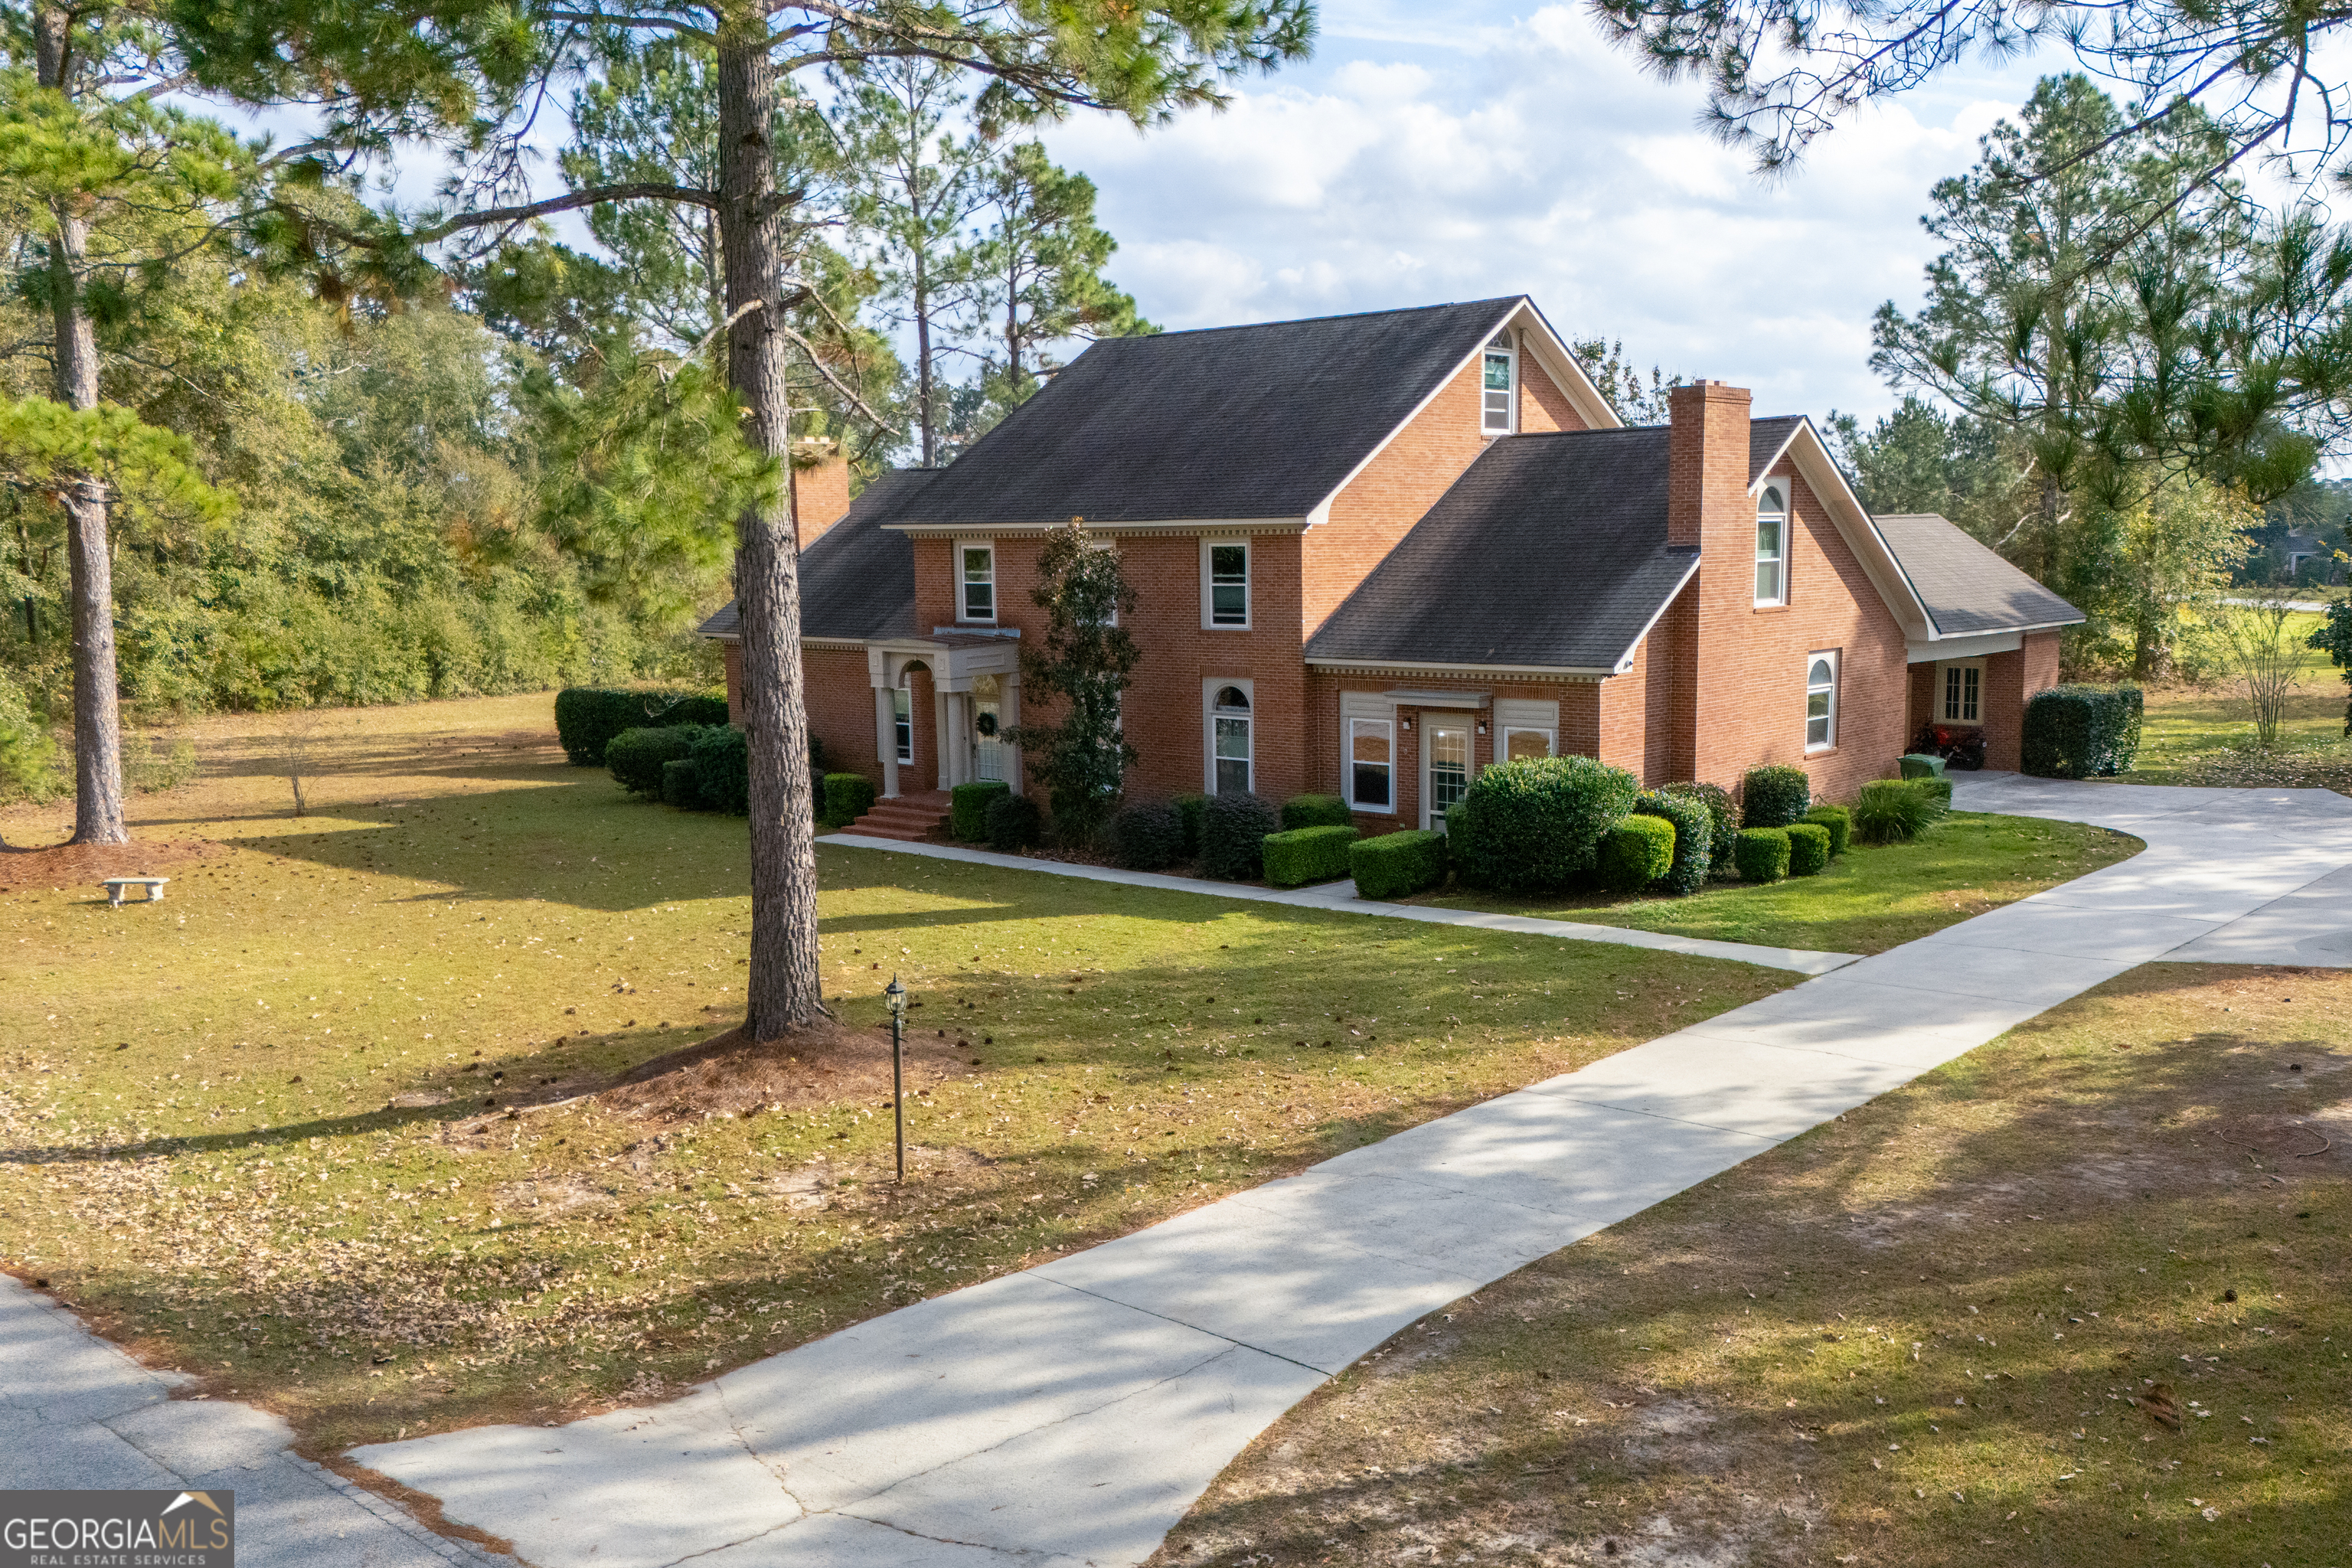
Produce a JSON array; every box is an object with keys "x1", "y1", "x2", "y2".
[
  {"x1": 792, "y1": 439, "x2": 853, "y2": 551},
  {"x1": 1659, "y1": 380, "x2": 1756, "y2": 785},
  {"x1": 1666, "y1": 380, "x2": 1752, "y2": 551}
]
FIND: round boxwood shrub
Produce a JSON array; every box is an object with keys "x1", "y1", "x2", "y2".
[
  {"x1": 1733, "y1": 826, "x2": 1792, "y2": 883},
  {"x1": 1658, "y1": 781, "x2": 1740, "y2": 878},
  {"x1": 607, "y1": 724, "x2": 704, "y2": 796},
  {"x1": 951, "y1": 780, "x2": 1012, "y2": 841},
  {"x1": 1447, "y1": 755, "x2": 1640, "y2": 893},
  {"x1": 1200, "y1": 791, "x2": 1281, "y2": 880},
  {"x1": 1740, "y1": 764, "x2": 1811, "y2": 828},
  {"x1": 660, "y1": 757, "x2": 702, "y2": 809},
  {"x1": 688, "y1": 724, "x2": 750, "y2": 815},
  {"x1": 1280, "y1": 793, "x2": 1354, "y2": 830},
  {"x1": 1111, "y1": 801, "x2": 1183, "y2": 871},
  {"x1": 1632, "y1": 790, "x2": 1711, "y2": 895},
  {"x1": 985, "y1": 792, "x2": 1044, "y2": 851},
  {"x1": 1785, "y1": 821, "x2": 1831, "y2": 877},
  {"x1": 1801, "y1": 804, "x2": 1850, "y2": 857},
  {"x1": 1596, "y1": 814, "x2": 1676, "y2": 893}
]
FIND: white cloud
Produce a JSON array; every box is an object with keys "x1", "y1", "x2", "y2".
[{"x1": 1043, "y1": 0, "x2": 2056, "y2": 423}]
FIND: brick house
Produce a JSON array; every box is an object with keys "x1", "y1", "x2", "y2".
[{"x1": 703, "y1": 299, "x2": 2080, "y2": 831}]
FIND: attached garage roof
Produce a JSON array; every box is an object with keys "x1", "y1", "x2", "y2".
[{"x1": 1873, "y1": 512, "x2": 2085, "y2": 637}]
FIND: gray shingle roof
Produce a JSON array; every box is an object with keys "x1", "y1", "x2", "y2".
[
  {"x1": 1305, "y1": 429, "x2": 1697, "y2": 671},
  {"x1": 698, "y1": 468, "x2": 938, "y2": 642},
  {"x1": 1873, "y1": 512, "x2": 2085, "y2": 636},
  {"x1": 894, "y1": 299, "x2": 1527, "y2": 526},
  {"x1": 1749, "y1": 415, "x2": 1805, "y2": 486}
]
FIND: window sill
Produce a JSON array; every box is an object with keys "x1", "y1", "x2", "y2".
[
  {"x1": 1804, "y1": 746, "x2": 1838, "y2": 758},
  {"x1": 1752, "y1": 602, "x2": 1791, "y2": 613},
  {"x1": 1203, "y1": 623, "x2": 1253, "y2": 632}
]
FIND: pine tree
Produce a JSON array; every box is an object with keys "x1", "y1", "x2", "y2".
[{"x1": 975, "y1": 142, "x2": 1151, "y2": 398}]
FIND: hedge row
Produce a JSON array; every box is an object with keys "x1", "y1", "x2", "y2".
[
  {"x1": 556, "y1": 688, "x2": 727, "y2": 766},
  {"x1": 1350, "y1": 829, "x2": 1448, "y2": 900},
  {"x1": 2021, "y1": 684, "x2": 2143, "y2": 779},
  {"x1": 1263, "y1": 825, "x2": 1359, "y2": 887}
]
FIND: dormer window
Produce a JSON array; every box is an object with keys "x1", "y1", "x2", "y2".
[
  {"x1": 1481, "y1": 331, "x2": 1514, "y2": 434},
  {"x1": 1755, "y1": 484, "x2": 1788, "y2": 606}
]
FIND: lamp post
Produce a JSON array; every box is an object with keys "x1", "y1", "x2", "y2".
[{"x1": 884, "y1": 974, "x2": 907, "y2": 1181}]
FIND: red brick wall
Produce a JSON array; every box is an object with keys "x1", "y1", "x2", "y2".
[
  {"x1": 805, "y1": 645, "x2": 880, "y2": 789},
  {"x1": 1907, "y1": 662, "x2": 1936, "y2": 740},
  {"x1": 723, "y1": 641, "x2": 743, "y2": 721},
  {"x1": 793, "y1": 450, "x2": 853, "y2": 550},
  {"x1": 1518, "y1": 358, "x2": 1589, "y2": 436},
  {"x1": 1978, "y1": 631, "x2": 2063, "y2": 772}
]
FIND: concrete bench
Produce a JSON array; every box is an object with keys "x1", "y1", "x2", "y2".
[{"x1": 102, "y1": 877, "x2": 170, "y2": 907}]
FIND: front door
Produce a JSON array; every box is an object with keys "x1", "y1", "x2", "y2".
[
  {"x1": 1423, "y1": 716, "x2": 1472, "y2": 830},
  {"x1": 972, "y1": 696, "x2": 1004, "y2": 782}
]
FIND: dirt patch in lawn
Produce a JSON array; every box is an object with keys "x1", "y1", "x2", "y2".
[
  {"x1": 0, "y1": 837, "x2": 220, "y2": 893},
  {"x1": 1154, "y1": 965, "x2": 2352, "y2": 1568},
  {"x1": 598, "y1": 1018, "x2": 975, "y2": 1121}
]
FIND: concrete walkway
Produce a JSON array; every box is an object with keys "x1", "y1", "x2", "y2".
[
  {"x1": 12, "y1": 777, "x2": 2352, "y2": 1567},
  {"x1": 818, "y1": 830, "x2": 1860, "y2": 975}
]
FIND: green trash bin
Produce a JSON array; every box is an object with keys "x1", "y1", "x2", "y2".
[{"x1": 1898, "y1": 753, "x2": 1948, "y2": 779}]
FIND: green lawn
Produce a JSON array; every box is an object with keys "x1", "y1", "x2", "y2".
[
  {"x1": 1156, "y1": 965, "x2": 2352, "y2": 1568},
  {"x1": 0, "y1": 695, "x2": 1791, "y2": 1453},
  {"x1": 1408, "y1": 812, "x2": 2139, "y2": 955},
  {"x1": 2126, "y1": 676, "x2": 2352, "y2": 793}
]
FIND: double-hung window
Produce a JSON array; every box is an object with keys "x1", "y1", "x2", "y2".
[
  {"x1": 1210, "y1": 684, "x2": 1253, "y2": 795},
  {"x1": 1942, "y1": 663, "x2": 1980, "y2": 724},
  {"x1": 1481, "y1": 332, "x2": 1515, "y2": 434},
  {"x1": 1805, "y1": 651, "x2": 1838, "y2": 751},
  {"x1": 892, "y1": 686, "x2": 913, "y2": 763},
  {"x1": 960, "y1": 543, "x2": 995, "y2": 622},
  {"x1": 1347, "y1": 717, "x2": 1393, "y2": 811},
  {"x1": 1756, "y1": 485, "x2": 1788, "y2": 606},
  {"x1": 1206, "y1": 541, "x2": 1249, "y2": 627}
]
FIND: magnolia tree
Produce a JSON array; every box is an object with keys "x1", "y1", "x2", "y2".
[{"x1": 1006, "y1": 522, "x2": 1138, "y2": 844}]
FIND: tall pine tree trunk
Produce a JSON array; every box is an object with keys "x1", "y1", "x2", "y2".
[
  {"x1": 914, "y1": 249, "x2": 935, "y2": 465},
  {"x1": 716, "y1": 33, "x2": 824, "y2": 1040},
  {"x1": 36, "y1": 5, "x2": 127, "y2": 846}
]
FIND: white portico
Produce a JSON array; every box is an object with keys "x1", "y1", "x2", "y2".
[{"x1": 866, "y1": 630, "x2": 1022, "y2": 798}]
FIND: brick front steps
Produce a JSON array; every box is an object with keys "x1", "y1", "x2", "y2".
[{"x1": 844, "y1": 789, "x2": 952, "y2": 842}]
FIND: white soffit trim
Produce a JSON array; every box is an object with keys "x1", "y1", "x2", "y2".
[
  {"x1": 1302, "y1": 297, "x2": 1624, "y2": 530},
  {"x1": 1766, "y1": 420, "x2": 1934, "y2": 640},
  {"x1": 882, "y1": 518, "x2": 1304, "y2": 536},
  {"x1": 1607, "y1": 552, "x2": 1700, "y2": 674},
  {"x1": 1307, "y1": 656, "x2": 1615, "y2": 679}
]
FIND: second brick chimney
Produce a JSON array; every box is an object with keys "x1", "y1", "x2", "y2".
[{"x1": 792, "y1": 439, "x2": 853, "y2": 552}]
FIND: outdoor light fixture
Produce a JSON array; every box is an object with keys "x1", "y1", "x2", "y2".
[
  {"x1": 1400, "y1": 717, "x2": 1413, "y2": 732},
  {"x1": 1477, "y1": 720, "x2": 1488, "y2": 735},
  {"x1": 884, "y1": 975, "x2": 908, "y2": 1181}
]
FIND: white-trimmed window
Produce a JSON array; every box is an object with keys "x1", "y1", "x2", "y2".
[
  {"x1": 1942, "y1": 662, "x2": 1981, "y2": 724},
  {"x1": 1756, "y1": 484, "x2": 1788, "y2": 606},
  {"x1": 1503, "y1": 727, "x2": 1554, "y2": 761},
  {"x1": 1481, "y1": 331, "x2": 1515, "y2": 434},
  {"x1": 1346, "y1": 717, "x2": 1393, "y2": 811},
  {"x1": 1204, "y1": 539, "x2": 1250, "y2": 627},
  {"x1": 892, "y1": 686, "x2": 913, "y2": 763},
  {"x1": 959, "y1": 541, "x2": 995, "y2": 622},
  {"x1": 1209, "y1": 683, "x2": 1253, "y2": 795},
  {"x1": 1805, "y1": 651, "x2": 1838, "y2": 751}
]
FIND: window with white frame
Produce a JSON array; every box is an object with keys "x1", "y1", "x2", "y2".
[
  {"x1": 1481, "y1": 331, "x2": 1515, "y2": 434},
  {"x1": 1756, "y1": 485, "x2": 1788, "y2": 606},
  {"x1": 1210, "y1": 684, "x2": 1253, "y2": 795},
  {"x1": 1942, "y1": 662, "x2": 1981, "y2": 724},
  {"x1": 1347, "y1": 717, "x2": 1393, "y2": 810},
  {"x1": 1503, "y1": 727, "x2": 1554, "y2": 762},
  {"x1": 892, "y1": 685, "x2": 913, "y2": 763},
  {"x1": 1805, "y1": 651, "x2": 1838, "y2": 750},
  {"x1": 1205, "y1": 540, "x2": 1249, "y2": 627},
  {"x1": 959, "y1": 542, "x2": 995, "y2": 622}
]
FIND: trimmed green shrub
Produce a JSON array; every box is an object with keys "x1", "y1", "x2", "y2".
[
  {"x1": 1200, "y1": 791, "x2": 1281, "y2": 880},
  {"x1": 1898, "y1": 753, "x2": 1947, "y2": 779},
  {"x1": 1280, "y1": 793, "x2": 1354, "y2": 830},
  {"x1": 822, "y1": 772, "x2": 877, "y2": 830},
  {"x1": 1853, "y1": 779, "x2": 1938, "y2": 844},
  {"x1": 1447, "y1": 755, "x2": 1641, "y2": 893},
  {"x1": 1263, "y1": 825, "x2": 1359, "y2": 888},
  {"x1": 1659, "y1": 781, "x2": 1739, "y2": 879},
  {"x1": 2021, "y1": 684, "x2": 2143, "y2": 778},
  {"x1": 1597, "y1": 814, "x2": 1677, "y2": 893},
  {"x1": 1111, "y1": 801, "x2": 1183, "y2": 871},
  {"x1": 1733, "y1": 826, "x2": 1792, "y2": 883},
  {"x1": 660, "y1": 758, "x2": 701, "y2": 809},
  {"x1": 987, "y1": 792, "x2": 1044, "y2": 851},
  {"x1": 1786, "y1": 822, "x2": 1831, "y2": 877},
  {"x1": 607, "y1": 725, "x2": 704, "y2": 795},
  {"x1": 1802, "y1": 804, "x2": 1851, "y2": 857},
  {"x1": 1740, "y1": 764, "x2": 1811, "y2": 828},
  {"x1": 1350, "y1": 829, "x2": 1449, "y2": 900},
  {"x1": 1172, "y1": 794, "x2": 1207, "y2": 858},
  {"x1": 950, "y1": 780, "x2": 1012, "y2": 841},
  {"x1": 1633, "y1": 791, "x2": 1711, "y2": 896},
  {"x1": 688, "y1": 724, "x2": 750, "y2": 815},
  {"x1": 556, "y1": 688, "x2": 727, "y2": 766}
]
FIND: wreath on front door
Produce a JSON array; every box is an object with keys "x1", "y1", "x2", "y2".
[{"x1": 975, "y1": 712, "x2": 998, "y2": 737}]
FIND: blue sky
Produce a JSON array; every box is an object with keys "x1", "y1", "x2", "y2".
[{"x1": 1034, "y1": 1, "x2": 2062, "y2": 426}]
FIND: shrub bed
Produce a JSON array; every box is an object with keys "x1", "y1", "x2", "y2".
[
  {"x1": 1350, "y1": 829, "x2": 1449, "y2": 900},
  {"x1": 1596, "y1": 815, "x2": 1677, "y2": 893},
  {"x1": 986, "y1": 792, "x2": 1044, "y2": 851},
  {"x1": 556, "y1": 688, "x2": 727, "y2": 766},
  {"x1": 1263, "y1": 825, "x2": 1359, "y2": 888},
  {"x1": 660, "y1": 758, "x2": 701, "y2": 809},
  {"x1": 1740, "y1": 764, "x2": 1811, "y2": 828},
  {"x1": 1802, "y1": 804, "x2": 1850, "y2": 857},
  {"x1": 1173, "y1": 794, "x2": 1207, "y2": 858},
  {"x1": 2021, "y1": 684, "x2": 2144, "y2": 778},
  {"x1": 1632, "y1": 790, "x2": 1712, "y2": 896},
  {"x1": 688, "y1": 724, "x2": 749, "y2": 815},
  {"x1": 1659, "y1": 781, "x2": 1740, "y2": 879},
  {"x1": 607, "y1": 725, "x2": 704, "y2": 795},
  {"x1": 950, "y1": 780, "x2": 1011, "y2": 841},
  {"x1": 822, "y1": 771, "x2": 877, "y2": 829},
  {"x1": 1111, "y1": 801, "x2": 1183, "y2": 871},
  {"x1": 1853, "y1": 779, "x2": 1941, "y2": 844},
  {"x1": 1785, "y1": 821, "x2": 1831, "y2": 877},
  {"x1": 1200, "y1": 792, "x2": 1281, "y2": 880},
  {"x1": 1449, "y1": 755, "x2": 1640, "y2": 893},
  {"x1": 1733, "y1": 826, "x2": 1792, "y2": 883},
  {"x1": 1280, "y1": 793, "x2": 1354, "y2": 830}
]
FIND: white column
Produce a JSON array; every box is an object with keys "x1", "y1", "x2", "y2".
[
  {"x1": 934, "y1": 691, "x2": 954, "y2": 790},
  {"x1": 874, "y1": 687, "x2": 900, "y2": 799}
]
